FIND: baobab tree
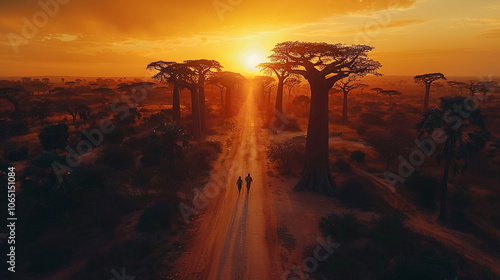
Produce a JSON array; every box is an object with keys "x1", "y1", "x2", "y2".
[
  {"x1": 211, "y1": 71, "x2": 244, "y2": 117},
  {"x1": 464, "y1": 80, "x2": 481, "y2": 97},
  {"x1": 380, "y1": 89, "x2": 402, "y2": 108},
  {"x1": 184, "y1": 59, "x2": 223, "y2": 133},
  {"x1": 447, "y1": 81, "x2": 467, "y2": 96},
  {"x1": 414, "y1": 73, "x2": 446, "y2": 113},
  {"x1": 254, "y1": 76, "x2": 275, "y2": 105},
  {"x1": 333, "y1": 77, "x2": 365, "y2": 123},
  {"x1": 257, "y1": 62, "x2": 290, "y2": 114},
  {"x1": 0, "y1": 87, "x2": 27, "y2": 120},
  {"x1": 270, "y1": 41, "x2": 381, "y2": 195},
  {"x1": 207, "y1": 75, "x2": 226, "y2": 110},
  {"x1": 284, "y1": 76, "x2": 301, "y2": 100},
  {"x1": 417, "y1": 96, "x2": 490, "y2": 223},
  {"x1": 357, "y1": 83, "x2": 368, "y2": 94},
  {"x1": 477, "y1": 81, "x2": 498, "y2": 103},
  {"x1": 371, "y1": 87, "x2": 383, "y2": 95},
  {"x1": 147, "y1": 61, "x2": 189, "y2": 124}
]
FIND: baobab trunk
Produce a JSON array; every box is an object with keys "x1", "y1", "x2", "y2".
[
  {"x1": 275, "y1": 78, "x2": 284, "y2": 113},
  {"x1": 294, "y1": 77, "x2": 335, "y2": 195},
  {"x1": 439, "y1": 159, "x2": 451, "y2": 223},
  {"x1": 342, "y1": 92, "x2": 348, "y2": 123},
  {"x1": 198, "y1": 77, "x2": 207, "y2": 134},
  {"x1": 422, "y1": 83, "x2": 431, "y2": 113},
  {"x1": 189, "y1": 87, "x2": 202, "y2": 140},
  {"x1": 172, "y1": 83, "x2": 180, "y2": 124}
]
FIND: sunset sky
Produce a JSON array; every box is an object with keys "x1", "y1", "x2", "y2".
[{"x1": 1, "y1": 0, "x2": 499, "y2": 78}]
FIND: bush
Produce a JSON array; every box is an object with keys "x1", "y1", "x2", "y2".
[
  {"x1": 404, "y1": 172, "x2": 437, "y2": 211},
  {"x1": 332, "y1": 158, "x2": 352, "y2": 173},
  {"x1": 370, "y1": 215, "x2": 404, "y2": 248},
  {"x1": 5, "y1": 144, "x2": 29, "y2": 161},
  {"x1": 319, "y1": 213, "x2": 363, "y2": 242},
  {"x1": 267, "y1": 139, "x2": 305, "y2": 175},
  {"x1": 38, "y1": 124, "x2": 69, "y2": 151},
  {"x1": 98, "y1": 145, "x2": 135, "y2": 170},
  {"x1": 337, "y1": 179, "x2": 373, "y2": 209},
  {"x1": 380, "y1": 249, "x2": 456, "y2": 280},
  {"x1": 70, "y1": 167, "x2": 106, "y2": 190},
  {"x1": 350, "y1": 150, "x2": 366, "y2": 163},
  {"x1": 0, "y1": 120, "x2": 29, "y2": 139},
  {"x1": 137, "y1": 201, "x2": 172, "y2": 232},
  {"x1": 359, "y1": 112, "x2": 385, "y2": 126},
  {"x1": 292, "y1": 95, "x2": 310, "y2": 106}
]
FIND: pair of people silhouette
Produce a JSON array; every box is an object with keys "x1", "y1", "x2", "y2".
[{"x1": 236, "y1": 173, "x2": 253, "y2": 194}]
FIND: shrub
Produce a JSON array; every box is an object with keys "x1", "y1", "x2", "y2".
[
  {"x1": 0, "y1": 120, "x2": 29, "y2": 139},
  {"x1": 292, "y1": 95, "x2": 310, "y2": 106},
  {"x1": 137, "y1": 201, "x2": 172, "y2": 232},
  {"x1": 332, "y1": 158, "x2": 352, "y2": 173},
  {"x1": 337, "y1": 179, "x2": 373, "y2": 209},
  {"x1": 319, "y1": 213, "x2": 363, "y2": 242},
  {"x1": 370, "y1": 215, "x2": 404, "y2": 248},
  {"x1": 359, "y1": 112, "x2": 385, "y2": 126},
  {"x1": 5, "y1": 144, "x2": 29, "y2": 161},
  {"x1": 70, "y1": 167, "x2": 106, "y2": 190},
  {"x1": 350, "y1": 150, "x2": 366, "y2": 163},
  {"x1": 404, "y1": 172, "x2": 437, "y2": 211},
  {"x1": 38, "y1": 124, "x2": 69, "y2": 151},
  {"x1": 267, "y1": 139, "x2": 305, "y2": 175},
  {"x1": 380, "y1": 249, "x2": 456, "y2": 280},
  {"x1": 98, "y1": 145, "x2": 135, "y2": 170}
]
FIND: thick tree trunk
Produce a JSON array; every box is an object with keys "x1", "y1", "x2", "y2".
[
  {"x1": 275, "y1": 78, "x2": 284, "y2": 114},
  {"x1": 172, "y1": 83, "x2": 180, "y2": 124},
  {"x1": 439, "y1": 159, "x2": 451, "y2": 223},
  {"x1": 198, "y1": 77, "x2": 207, "y2": 135},
  {"x1": 190, "y1": 87, "x2": 202, "y2": 140},
  {"x1": 422, "y1": 83, "x2": 431, "y2": 113},
  {"x1": 294, "y1": 77, "x2": 335, "y2": 195},
  {"x1": 342, "y1": 92, "x2": 348, "y2": 123}
]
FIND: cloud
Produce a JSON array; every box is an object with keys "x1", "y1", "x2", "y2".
[{"x1": 477, "y1": 28, "x2": 500, "y2": 38}]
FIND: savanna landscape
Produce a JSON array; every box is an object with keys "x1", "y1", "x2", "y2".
[{"x1": 1, "y1": 1, "x2": 500, "y2": 280}]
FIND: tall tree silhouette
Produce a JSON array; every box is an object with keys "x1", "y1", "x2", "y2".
[
  {"x1": 255, "y1": 76, "x2": 275, "y2": 105},
  {"x1": 207, "y1": 75, "x2": 226, "y2": 110},
  {"x1": 270, "y1": 41, "x2": 381, "y2": 195},
  {"x1": 213, "y1": 71, "x2": 244, "y2": 117},
  {"x1": 464, "y1": 80, "x2": 481, "y2": 97},
  {"x1": 148, "y1": 61, "x2": 190, "y2": 124},
  {"x1": 417, "y1": 96, "x2": 490, "y2": 223},
  {"x1": 284, "y1": 76, "x2": 301, "y2": 100},
  {"x1": 477, "y1": 81, "x2": 497, "y2": 103},
  {"x1": 414, "y1": 73, "x2": 446, "y2": 113},
  {"x1": 447, "y1": 81, "x2": 467, "y2": 96},
  {"x1": 0, "y1": 87, "x2": 27, "y2": 120},
  {"x1": 333, "y1": 77, "x2": 365, "y2": 123},
  {"x1": 380, "y1": 89, "x2": 402, "y2": 108},
  {"x1": 184, "y1": 59, "x2": 223, "y2": 134},
  {"x1": 257, "y1": 62, "x2": 290, "y2": 114}
]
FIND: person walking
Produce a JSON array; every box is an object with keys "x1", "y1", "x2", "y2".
[
  {"x1": 245, "y1": 173, "x2": 253, "y2": 194},
  {"x1": 236, "y1": 176, "x2": 243, "y2": 194}
]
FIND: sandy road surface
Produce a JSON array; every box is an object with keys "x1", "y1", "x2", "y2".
[{"x1": 177, "y1": 85, "x2": 281, "y2": 280}]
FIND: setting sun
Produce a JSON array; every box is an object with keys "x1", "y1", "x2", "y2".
[{"x1": 241, "y1": 50, "x2": 265, "y2": 72}]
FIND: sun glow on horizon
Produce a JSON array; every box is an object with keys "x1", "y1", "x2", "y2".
[{"x1": 241, "y1": 49, "x2": 266, "y2": 73}]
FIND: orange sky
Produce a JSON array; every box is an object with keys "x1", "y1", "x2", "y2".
[{"x1": 1, "y1": 0, "x2": 499, "y2": 78}]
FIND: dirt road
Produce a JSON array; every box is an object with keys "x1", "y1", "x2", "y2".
[{"x1": 177, "y1": 84, "x2": 281, "y2": 280}]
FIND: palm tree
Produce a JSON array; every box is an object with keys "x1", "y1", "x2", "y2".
[{"x1": 417, "y1": 96, "x2": 490, "y2": 223}]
